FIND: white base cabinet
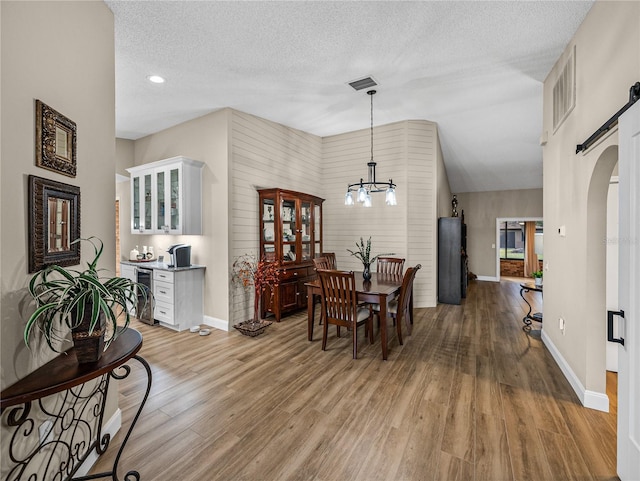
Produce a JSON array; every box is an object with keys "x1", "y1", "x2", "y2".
[
  {"x1": 153, "y1": 268, "x2": 204, "y2": 331},
  {"x1": 119, "y1": 263, "x2": 137, "y2": 316}
]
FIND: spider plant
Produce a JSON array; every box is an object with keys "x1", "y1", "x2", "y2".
[{"x1": 24, "y1": 236, "x2": 145, "y2": 353}]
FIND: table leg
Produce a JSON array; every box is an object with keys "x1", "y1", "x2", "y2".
[
  {"x1": 74, "y1": 355, "x2": 152, "y2": 481},
  {"x1": 307, "y1": 286, "x2": 315, "y2": 341},
  {"x1": 520, "y1": 287, "x2": 534, "y2": 331}
]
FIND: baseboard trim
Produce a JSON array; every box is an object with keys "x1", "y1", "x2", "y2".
[
  {"x1": 541, "y1": 329, "x2": 609, "y2": 413},
  {"x1": 476, "y1": 275, "x2": 498, "y2": 282},
  {"x1": 203, "y1": 315, "x2": 229, "y2": 332},
  {"x1": 75, "y1": 408, "x2": 122, "y2": 477}
]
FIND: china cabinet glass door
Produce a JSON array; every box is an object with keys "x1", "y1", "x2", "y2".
[
  {"x1": 314, "y1": 203, "x2": 321, "y2": 259},
  {"x1": 300, "y1": 201, "x2": 312, "y2": 261},
  {"x1": 261, "y1": 197, "x2": 276, "y2": 261},
  {"x1": 281, "y1": 197, "x2": 297, "y2": 264}
]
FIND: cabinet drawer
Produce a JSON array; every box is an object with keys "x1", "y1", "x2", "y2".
[
  {"x1": 154, "y1": 270, "x2": 174, "y2": 284},
  {"x1": 154, "y1": 280, "x2": 173, "y2": 304},
  {"x1": 280, "y1": 267, "x2": 308, "y2": 281},
  {"x1": 154, "y1": 300, "x2": 175, "y2": 324}
]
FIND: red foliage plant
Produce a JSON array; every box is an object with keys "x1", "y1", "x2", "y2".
[{"x1": 232, "y1": 254, "x2": 280, "y2": 321}]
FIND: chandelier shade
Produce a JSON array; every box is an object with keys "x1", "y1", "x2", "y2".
[{"x1": 345, "y1": 90, "x2": 397, "y2": 207}]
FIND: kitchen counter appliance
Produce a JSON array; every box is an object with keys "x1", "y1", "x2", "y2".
[
  {"x1": 167, "y1": 244, "x2": 191, "y2": 268},
  {"x1": 135, "y1": 267, "x2": 156, "y2": 325}
]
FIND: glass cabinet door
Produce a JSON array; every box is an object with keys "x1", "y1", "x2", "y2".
[
  {"x1": 314, "y1": 203, "x2": 321, "y2": 259},
  {"x1": 281, "y1": 197, "x2": 296, "y2": 264},
  {"x1": 261, "y1": 197, "x2": 276, "y2": 261},
  {"x1": 156, "y1": 171, "x2": 165, "y2": 231},
  {"x1": 170, "y1": 167, "x2": 180, "y2": 231},
  {"x1": 300, "y1": 201, "x2": 312, "y2": 261},
  {"x1": 132, "y1": 176, "x2": 140, "y2": 231},
  {"x1": 143, "y1": 173, "x2": 152, "y2": 230}
]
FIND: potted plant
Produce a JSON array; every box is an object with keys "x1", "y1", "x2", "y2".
[
  {"x1": 347, "y1": 236, "x2": 393, "y2": 281},
  {"x1": 231, "y1": 254, "x2": 280, "y2": 336},
  {"x1": 24, "y1": 236, "x2": 144, "y2": 363},
  {"x1": 531, "y1": 269, "x2": 543, "y2": 287}
]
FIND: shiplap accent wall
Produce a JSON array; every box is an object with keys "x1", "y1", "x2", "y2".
[
  {"x1": 228, "y1": 112, "x2": 441, "y2": 323},
  {"x1": 322, "y1": 120, "x2": 439, "y2": 307},
  {"x1": 229, "y1": 110, "x2": 323, "y2": 324}
]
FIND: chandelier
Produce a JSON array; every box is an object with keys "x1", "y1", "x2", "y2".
[{"x1": 344, "y1": 90, "x2": 397, "y2": 207}]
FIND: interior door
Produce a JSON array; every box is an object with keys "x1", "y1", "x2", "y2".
[{"x1": 617, "y1": 100, "x2": 640, "y2": 480}]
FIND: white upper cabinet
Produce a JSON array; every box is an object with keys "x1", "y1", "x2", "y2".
[{"x1": 127, "y1": 156, "x2": 204, "y2": 235}]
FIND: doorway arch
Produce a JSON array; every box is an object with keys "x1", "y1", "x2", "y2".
[{"x1": 585, "y1": 144, "x2": 619, "y2": 402}]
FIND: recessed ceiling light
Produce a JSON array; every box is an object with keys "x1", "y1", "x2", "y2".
[{"x1": 147, "y1": 75, "x2": 165, "y2": 84}]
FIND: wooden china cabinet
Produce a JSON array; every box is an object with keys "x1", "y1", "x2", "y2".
[{"x1": 258, "y1": 188, "x2": 324, "y2": 321}]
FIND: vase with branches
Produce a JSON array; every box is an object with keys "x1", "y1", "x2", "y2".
[
  {"x1": 347, "y1": 236, "x2": 393, "y2": 281},
  {"x1": 232, "y1": 254, "x2": 280, "y2": 328}
]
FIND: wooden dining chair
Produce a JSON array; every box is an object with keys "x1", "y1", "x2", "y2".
[
  {"x1": 320, "y1": 252, "x2": 337, "y2": 270},
  {"x1": 317, "y1": 269, "x2": 374, "y2": 359},
  {"x1": 376, "y1": 257, "x2": 405, "y2": 276},
  {"x1": 372, "y1": 264, "x2": 421, "y2": 345},
  {"x1": 313, "y1": 256, "x2": 332, "y2": 271}
]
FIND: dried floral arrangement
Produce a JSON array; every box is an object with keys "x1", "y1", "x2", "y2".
[{"x1": 231, "y1": 254, "x2": 280, "y2": 323}]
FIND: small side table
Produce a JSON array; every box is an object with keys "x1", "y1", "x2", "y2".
[
  {"x1": 1, "y1": 328, "x2": 151, "y2": 481},
  {"x1": 520, "y1": 283, "x2": 543, "y2": 331}
]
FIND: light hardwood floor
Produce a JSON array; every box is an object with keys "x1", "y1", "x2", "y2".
[{"x1": 91, "y1": 279, "x2": 619, "y2": 481}]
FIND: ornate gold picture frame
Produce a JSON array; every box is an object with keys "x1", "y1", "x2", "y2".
[
  {"x1": 35, "y1": 99, "x2": 77, "y2": 177},
  {"x1": 28, "y1": 175, "x2": 81, "y2": 273}
]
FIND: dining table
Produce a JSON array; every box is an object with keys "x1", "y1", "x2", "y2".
[{"x1": 305, "y1": 271, "x2": 410, "y2": 360}]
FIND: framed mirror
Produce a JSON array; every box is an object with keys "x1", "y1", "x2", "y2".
[
  {"x1": 29, "y1": 175, "x2": 81, "y2": 273},
  {"x1": 35, "y1": 100, "x2": 77, "y2": 177}
]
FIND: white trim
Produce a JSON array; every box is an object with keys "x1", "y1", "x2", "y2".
[
  {"x1": 203, "y1": 315, "x2": 229, "y2": 332},
  {"x1": 476, "y1": 275, "x2": 498, "y2": 282},
  {"x1": 495, "y1": 217, "x2": 544, "y2": 281},
  {"x1": 75, "y1": 408, "x2": 122, "y2": 477},
  {"x1": 541, "y1": 329, "x2": 609, "y2": 413}
]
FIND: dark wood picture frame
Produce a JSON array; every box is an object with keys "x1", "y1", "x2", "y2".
[
  {"x1": 35, "y1": 99, "x2": 77, "y2": 177},
  {"x1": 29, "y1": 175, "x2": 81, "y2": 273}
]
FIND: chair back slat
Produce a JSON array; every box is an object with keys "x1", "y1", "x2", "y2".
[
  {"x1": 320, "y1": 252, "x2": 337, "y2": 270},
  {"x1": 377, "y1": 257, "x2": 405, "y2": 276},
  {"x1": 313, "y1": 256, "x2": 332, "y2": 271}
]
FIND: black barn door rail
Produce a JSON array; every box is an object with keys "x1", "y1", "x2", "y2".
[{"x1": 576, "y1": 81, "x2": 640, "y2": 154}]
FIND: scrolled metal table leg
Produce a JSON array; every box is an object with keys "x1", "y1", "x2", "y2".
[
  {"x1": 520, "y1": 286, "x2": 534, "y2": 331},
  {"x1": 73, "y1": 354, "x2": 152, "y2": 481}
]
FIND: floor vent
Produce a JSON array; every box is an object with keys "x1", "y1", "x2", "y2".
[
  {"x1": 553, "y1": 46, "x2": 576, "y2": 132},
  {"x1": 348, "y1": 76, "x2": 378, "y2": 91}
]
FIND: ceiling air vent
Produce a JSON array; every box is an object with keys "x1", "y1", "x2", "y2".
[
  {"x1": 553, "y1": 46, "x2": 576, "y2": 132},
  {"x1": 348, "y1": 76, "x2": 378, "y2": 91}
]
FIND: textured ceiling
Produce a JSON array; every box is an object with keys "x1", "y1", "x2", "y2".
[{"x1": 106, "y1": 0, "x2": 594, "y2": 193}]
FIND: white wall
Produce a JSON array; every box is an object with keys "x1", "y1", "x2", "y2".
[
  {"x1": 457, "y1": 189, "x2": 543, "y2": 279},
  {"x1": 542, "y1": 0, "x2": 640, "y2": 409},
  {"x1": 1, "y1": 1, "x2": 117, "y2": 476}
]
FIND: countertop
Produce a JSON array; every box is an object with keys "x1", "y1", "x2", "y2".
[{"x1": 120, "y1": 260, "x2": 205, "y2": 272}]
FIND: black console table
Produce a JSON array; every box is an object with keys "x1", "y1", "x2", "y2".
[
  {"x1": 1, "y1": 328, "x2": 151, "y2": 481},
  {"x1": 520, "y1": 283, "x2": 543, "y2": 331}
]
